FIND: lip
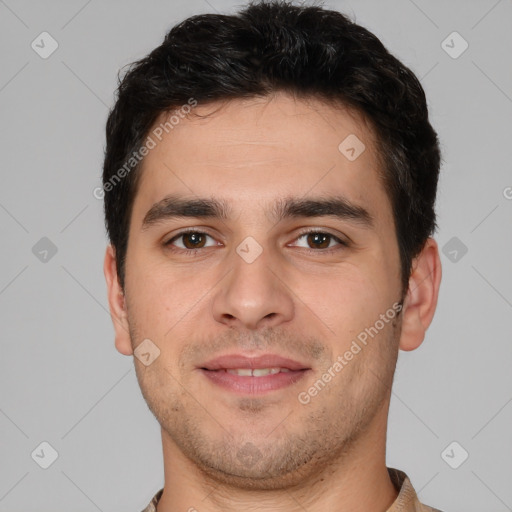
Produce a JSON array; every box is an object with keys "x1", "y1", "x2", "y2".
[
  {"x1": 200, "y1": 353, "x2": 310, "y2": 371},
  {"x1": 199, "y1": 368, "x2": 309, "y2": 395},
  {"x1": 198, "y1": 353, "x2": 311, "y2": 395}
]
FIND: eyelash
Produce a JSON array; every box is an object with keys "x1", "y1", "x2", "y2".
[{"x1": 164, "y1": 228, "x2": 348, "y2": 256}]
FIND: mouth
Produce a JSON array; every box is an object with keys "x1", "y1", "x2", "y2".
[{"x1": 198, "y1": 354, "x2": 311, "y2": 395}]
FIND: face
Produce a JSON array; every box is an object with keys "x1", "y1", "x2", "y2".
[{"x1": 111, "y1": 93, "x2": 406, "y2": 488}]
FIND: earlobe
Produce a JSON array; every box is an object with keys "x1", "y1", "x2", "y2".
[
  {"x1": 399, "y1": 238, "x2": 442, "y2": 352},
  {"x1": 103, "y1": 245, "x2": 133, "y2": 356}
]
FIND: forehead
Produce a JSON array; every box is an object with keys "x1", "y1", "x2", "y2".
[{"x1": 132, "y1": 93, "x2": 391, "y2": 225}]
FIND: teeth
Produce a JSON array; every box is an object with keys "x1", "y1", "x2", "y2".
[
  {"x1": 226, "y1": 367, "x2": 290, "y2": 377},
  {"x1": 227, "y1": 368, "x2": 252, "y2": 377},
  {"x1": 253, "y1": 368, "x2": 278, "y2": 377}
]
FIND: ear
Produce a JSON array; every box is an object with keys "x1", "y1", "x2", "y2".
[
  {"x1": 103, "y1": 245, "x2": 133, "y2": 356},
  {"x1": 399, "y1": 237, "x2": 442, "y2": 352}
]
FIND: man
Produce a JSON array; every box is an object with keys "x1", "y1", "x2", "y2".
[{"x1": 102, "y1": 1, "x2": 444, "y2": 510}]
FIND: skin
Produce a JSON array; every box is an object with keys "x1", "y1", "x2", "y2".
[{"x1": 104, "y1": 92, "x2": 442, "y2": 512}]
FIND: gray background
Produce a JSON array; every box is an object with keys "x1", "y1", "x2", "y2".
[{"x1": 0, "y1": 0, "x2": 511, "y2": 511}]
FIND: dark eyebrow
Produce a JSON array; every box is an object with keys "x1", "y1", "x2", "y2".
[
  {"x1": 141, "y1": 194, "x2": 231, "y2": 230},
  {"x1": 271, "y1": 195, "x2": 374, "y2": 228},
  {"x1": 141, "y1": 193, "x2": 374, "y2": 230}
]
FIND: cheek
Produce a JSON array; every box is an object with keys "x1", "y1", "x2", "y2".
[
  {"x1": 297, "y1": 260, "x2": 397, "y2": 341},
  {"x1": 126, "y1": 255, "x2": 212, "y2": 336}
]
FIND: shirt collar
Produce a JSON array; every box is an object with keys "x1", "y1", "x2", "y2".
[{"x1": 386, "y1": 468, "x2": 442, "y2": 512}]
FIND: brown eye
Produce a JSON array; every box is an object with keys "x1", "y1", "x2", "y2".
[
  {"x1": 181, "y1": 232, "x2": 207, "y2": 249},
  {"x1": 306, "y1": 232, "x2": 332, "y2": 249},
  {"x1": 291, "y1": 230, "x2": 346, "y2": 251},
  {"x1": 166, "y1": 231, "x2": 217, "y2": 251}
]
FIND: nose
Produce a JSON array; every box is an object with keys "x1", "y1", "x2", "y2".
[{"x1": 211, "y1": 243, "x2": 294, "y2": 330}]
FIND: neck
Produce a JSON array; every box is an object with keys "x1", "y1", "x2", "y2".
[{"x1": 156, "y1": 402, "x2": 398, "y2": 512}]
